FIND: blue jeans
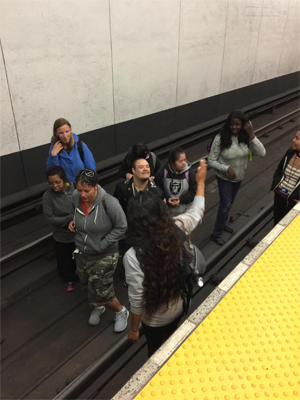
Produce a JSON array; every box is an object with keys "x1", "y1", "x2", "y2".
[{"x1": 212, "y1": 177, "x2": 242, "y2": 238}]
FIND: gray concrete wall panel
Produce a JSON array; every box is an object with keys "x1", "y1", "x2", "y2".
[
  {"x1": 252, "y1": 0, "x2": 291, "y2": 83},
  {"x1": 0, "y1": 42, "x2": 19, "y2": 156},
  {"x1": 177, "y1": 0, "x2": 228, "y2": 105},
  {"x1": 0, "y1": 0, "x2": 114, "y2": 151},
  {"x1": 220, "y1": 0, "x2": 261, "y2": 93},
  {"x1": 278, "y1": 0, "x2": 300, "y2": 76},
  {"x1": 110, "y1": 0, "x2": 180, "y2": 123}
]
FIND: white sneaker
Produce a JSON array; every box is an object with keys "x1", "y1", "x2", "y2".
[
  {"x1": 114, "y1": 306, "x2": 129, "y2": 332},
  {"x1": 89, "y1": 306, "x2": 105, "y2": 325}
]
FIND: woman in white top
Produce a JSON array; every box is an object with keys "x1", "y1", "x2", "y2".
[{"x1": 123, "y1": 160, "x2": 207, "y2": 357}]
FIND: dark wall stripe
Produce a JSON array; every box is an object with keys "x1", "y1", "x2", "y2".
[{"x1": 1, "y1": 71, "x2": 299, "y2": 198}]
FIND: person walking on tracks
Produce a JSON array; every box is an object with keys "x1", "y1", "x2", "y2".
[
  {"x1": 43, "y1": 166, "x2": 77, "y2": 292},
  {"x1": 47, "y1": 118, "x2": 96, "y2": 183},
  {"x1": 208, "y1": 110, "x2": 266, "y2": 246},
  {"x1": 118, "y1": 142, "x2": 161, "y2": 180},
  {"x1": 155, "y1": 146, "x2": 197, "y2": 215},
  {"x1": 271, "y1": 129, "x2": 300, "y2": 225},
  {"x1": 114, "y1": 158, "x2": 164, "y2": 257},
  {"x1": 68, "y1": 169, "x2": 128, "y2": 332},
  {"x1": 124, "y1": 160, "x2": 207, "y2": 357}
]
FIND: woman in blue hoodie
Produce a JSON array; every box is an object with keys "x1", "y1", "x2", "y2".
[{"x1": 47, "y1": 118, "x2": 96, "y2": 183}]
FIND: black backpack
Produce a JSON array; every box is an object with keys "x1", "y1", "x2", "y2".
[
  {"x1": 178, "y1": 230, "x2": 206, "y2": 315},
  {"x1": 77, "y1": 139, "x2": 84, "y2": 163}
]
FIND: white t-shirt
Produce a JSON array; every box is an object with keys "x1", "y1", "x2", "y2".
[{"x1": 123, "y1": 196, "x2": 205, "y2": 327}]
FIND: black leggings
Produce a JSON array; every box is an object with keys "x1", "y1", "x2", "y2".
[
  {"x1": 54, "y1": 240, "x2": 77, "y2": 282},
  {"x1": 273, "y1": 193, "x2": 295, "y2": 226},
  {"x1": 142, "y1": 315, "x2": 182, "y2": 358}
]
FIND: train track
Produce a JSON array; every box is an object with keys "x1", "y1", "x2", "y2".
[
  {"x1": 1, "y1": 101, "x2": 299, "y2": 399},
  {"x1": 54, "y1": 202, "x2": 275, "y2": 400},
  {"x1": 1, "y1": 90, "x2": 299, "y2": 223},
  {"x1": 1, "y1": 107, "x2": 299, "y2": 266}
]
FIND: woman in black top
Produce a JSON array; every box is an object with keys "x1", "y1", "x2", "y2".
[
  {"x1": 271, "y1": 130, "x2": 300, "y2": 225},
  {"x1": 118, "y1": 142, "x2": 161, "y2": 180}
]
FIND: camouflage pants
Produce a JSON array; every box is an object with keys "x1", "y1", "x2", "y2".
[{"x1": 75, "y1": 252, "x2": 119, "y2": 307}]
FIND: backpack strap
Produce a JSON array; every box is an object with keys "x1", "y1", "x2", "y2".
[
  {"x1": 163, "y1": 168, "x2": 168, "y2": 181},
  {"x1": 77, "y1": 139, "x2": 84, "y2": 164},
  {"x1": 150, "y1": 152, "x2": 156, "y2": 168},
  {"x1": 102, "y1": 194, "x2": 107, "y2": 214},
  {"x1": 185, "y1": 171, "x2": 189, "y2": 183}
]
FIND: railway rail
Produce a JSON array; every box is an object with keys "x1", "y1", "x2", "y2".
[
  {"x1": 1, "y1": 96, "x2": 299, "y2": 399},
  {"x1": 54, "y1": 202, "x2": 275, "y2": 400},
  {"x1": 1, "y1": 106, "x2": 299, "y2": 265},
  {"x1": 1, "y1": 89, "x2": 299, "y2": 222}
]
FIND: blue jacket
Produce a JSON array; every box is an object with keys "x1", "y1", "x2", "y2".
[{"x1": 47, "y1": 133, "x2": 96, "y2": 183}]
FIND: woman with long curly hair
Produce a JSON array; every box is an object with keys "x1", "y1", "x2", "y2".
[
  {"x1": 208, "y1": 110, "x2": 266, "y2": 245},
  {"x1": 123, "y1": 160, "x2": 207, "y2": 357}
]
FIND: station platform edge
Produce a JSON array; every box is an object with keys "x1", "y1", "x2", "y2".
[{"x1": 114, "y1": 202, "x2": 300, "y2": 400}]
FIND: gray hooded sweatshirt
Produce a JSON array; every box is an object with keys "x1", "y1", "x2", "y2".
[
  {"x1": 42, "y1": 182, "x2": 75, "y2": 243},
  {"x1": 73, "y1": 185, "x2": 127, "y2": 257}
]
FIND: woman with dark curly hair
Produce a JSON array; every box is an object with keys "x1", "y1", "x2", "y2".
[
  {"x1": 123, "y1": 160, "x2": 207, "y2": 357},
  {"x1": 208, "y1": 110, "x2": 266, "y2": 245}
]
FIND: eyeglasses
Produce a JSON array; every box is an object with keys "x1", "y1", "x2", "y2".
[{"x1": 48, "y1": 180, "x2": 63, "y2": 187}]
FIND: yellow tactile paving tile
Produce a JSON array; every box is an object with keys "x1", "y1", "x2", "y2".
[{"x1": 135, "y1": 215, "x2": 300, "y2": 400}]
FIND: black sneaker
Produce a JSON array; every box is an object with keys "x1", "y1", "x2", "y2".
[
  {"x1": 210, "y1": 234, "x2": 225, "y2": 246},
  {"x1": 224, "y1": 225, "x2": 235, "y2": 234}
]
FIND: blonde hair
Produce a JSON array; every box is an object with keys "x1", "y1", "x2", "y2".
[{"x1": 53, "y1": 118, "x2": 74, "y2": 149}]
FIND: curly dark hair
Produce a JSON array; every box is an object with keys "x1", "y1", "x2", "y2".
[
  {"x1": 126, "y1": 192, "x2": 184, "y2": 316},
  {"x1": 220, "y1": 110, "x2": 250, "y2": 149},
  {"x1": 46, "y1": 165, "x2": 69, "y2": 183}
]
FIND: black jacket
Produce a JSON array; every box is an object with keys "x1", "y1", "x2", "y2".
[
  {"x1": 113, "y1": 178, "x2": 164, "y2": 215},
  {"x1": 271, "y1": 147, "x2": 300, "y2": 201},
  {"x1": 118, "y1": 151, "x2": 161, "y2": 179}
]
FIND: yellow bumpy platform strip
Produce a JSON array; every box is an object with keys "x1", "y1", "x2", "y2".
[{"x1": 135, "y1": 215, "x2": 300, "y2": 400}]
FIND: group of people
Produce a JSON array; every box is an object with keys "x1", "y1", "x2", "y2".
[{"x1": 43, "y1": 113, "x2": 300, "y2": 357}]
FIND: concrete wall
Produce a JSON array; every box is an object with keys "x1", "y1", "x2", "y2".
[{"x1": 1, "y1": 0, "x2": 299, "y2": 157}]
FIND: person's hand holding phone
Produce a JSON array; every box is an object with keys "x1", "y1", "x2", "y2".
[{"x1": 168, "y1": 197, "x2": 180, "y2": 206}]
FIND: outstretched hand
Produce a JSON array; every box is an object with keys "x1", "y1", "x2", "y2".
[{"x1": 196, "y1": 159, "x2": 207, "y2": 184}]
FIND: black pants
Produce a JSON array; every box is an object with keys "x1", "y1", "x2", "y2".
[
  {"x1": 273, "y1": 193, "x2": 295, "y2": 226},
  {"x1": 54, "y1": 240, "x2": 77, "y2": 282},
  {"x1": 142, "y1": 316, "x2": 182, "y2": 358}
]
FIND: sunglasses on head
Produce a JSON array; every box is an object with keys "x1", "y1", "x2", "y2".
[{"x1": 80, "y1": 170, "x2": 95, "y2": 177}]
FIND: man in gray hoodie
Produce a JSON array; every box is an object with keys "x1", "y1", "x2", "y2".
[{"x1": 69, "y1": 169, "x2": 128, "y2": 332}]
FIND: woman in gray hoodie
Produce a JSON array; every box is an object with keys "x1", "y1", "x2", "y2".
[
  {"x1": 208, "y1": 110, "x2": 266, "y2": 245},
  {"x1": 43, "y1": 166, "x2": 77, "y2": 291},
  {"x1": 69, "y1": 169, "x2": 128, "y2": 332}
]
